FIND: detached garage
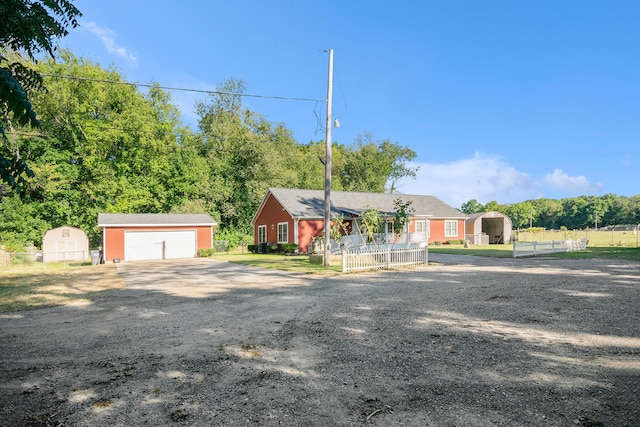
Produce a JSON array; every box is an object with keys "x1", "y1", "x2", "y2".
[{"x1": 98, "y1": 213, "x2": 218, "y2": 262}]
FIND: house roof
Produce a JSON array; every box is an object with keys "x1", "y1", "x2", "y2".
[
  {"x1": 252, "y1": 188, "x2": 467, "y2": 224},
  {"x1": 98, "y1": 213, "x2": 217, "y2": 227}
]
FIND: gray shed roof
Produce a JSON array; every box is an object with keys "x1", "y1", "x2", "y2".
[
  {"x1": 253, "y1": 188, "x2": 466, "y2": 223},
  {"x1": 98, "y1": 213, "x2": 217, "y2": 227}
]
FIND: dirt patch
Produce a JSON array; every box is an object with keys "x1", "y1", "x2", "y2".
[{"x1": 1, "y1": 257, "x2": 639, "y2": 426}]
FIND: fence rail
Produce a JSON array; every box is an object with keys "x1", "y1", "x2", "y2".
[
  {"x1": 0, "y1": 250, "x2": 98, "y2": 270},
  {"x1": 341, "y1": 245, "x2": 428, "y2": 273},
  {"x1": 513, "y1": 239, "x2": 587, "y2": 258}
]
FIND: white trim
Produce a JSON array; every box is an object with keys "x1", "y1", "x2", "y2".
[
  {"x1": 99, "y1": 222, "x2": 214, "y2": 227},
  {"x1": 277, "y1": 222, "x2": 288, "y2": 244},
  {"x1": 258, "y1": 225, "x2": 267, "y2": 244},
  {"x1": 294, "y1": 219, "x2": 299, "y2": 247},
  {"x1": 102, "y1": 227, "x2": 107, "y2": 261},
  {"x1": 445, "y1": 220, "x2": 458, "y2": 237}
]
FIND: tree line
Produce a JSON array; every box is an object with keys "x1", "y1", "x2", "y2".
[
  {"x1": 460, "y1": 195, "x2": 640, "y2": 231},
  {"x1": 0, "y1": 52, "x2": 418, "y2": 249}
]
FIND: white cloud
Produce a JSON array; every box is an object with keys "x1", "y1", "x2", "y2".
[
  {"x1": 542, "y1": 169, "x2": 602, "y2": 194},
  {"x1": 81, "y1": 21, "x2": 138, "y2": 64},
  {"x1": 395, "y1": 153, "x2": 603, "y2": 207},
  {"x1": 395, "y1": 152, "x2": 531, "y2": 208}
]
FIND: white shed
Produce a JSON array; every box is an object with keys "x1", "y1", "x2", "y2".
[{"x1": 42, "y1": 226, "x2": 90, "y2": 263}]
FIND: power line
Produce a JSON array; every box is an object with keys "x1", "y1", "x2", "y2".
[{"x1": 40, "y1": 74, "x2": 325, "y2": 103}]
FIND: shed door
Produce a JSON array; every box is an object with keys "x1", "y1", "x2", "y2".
[{"x1": 124, "y1": 230, "x2": 197, "y2": 261}]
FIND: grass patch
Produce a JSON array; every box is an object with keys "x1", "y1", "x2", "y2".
[
  {"x1": 209, "y1": 252, "x2": 342, "y2": 274},
  {"x1": 429, "y1": 244, "x2": 640, "y2": 261},
  {"x1": 0, "y1": 264, "x2": 125, "y2": 312},
  {"x1": 429, "y1": 244, "x2": 514, "y2": 258}
]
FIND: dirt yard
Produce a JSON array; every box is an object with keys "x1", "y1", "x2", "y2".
[{"x1": 1, "y1": 255, "x2": 639, "y2": 426}]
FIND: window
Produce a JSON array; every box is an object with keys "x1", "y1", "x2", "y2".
[
  {"x1": 386, "y1": 221, "x2": 394, "y2": 234},
  {"x1": 277, "y1": 222, "x2": 288, "y2": 243},
  {"x1": 258, "y1": 225, "x2": 267, "y2": 244},
  {"x1": 444, "y1": 220, "x2": 458, "y2": 237},
  {"x1": 415, "y1": 220, "x2": 426, "y2": 233},
  {"x1": 62, "y1": 229, "x2": 70, "y2": 237}
]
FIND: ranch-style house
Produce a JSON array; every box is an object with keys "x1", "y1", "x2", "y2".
[{"x1": 251, "y1": 188, "x2": 468, "y2": 253}]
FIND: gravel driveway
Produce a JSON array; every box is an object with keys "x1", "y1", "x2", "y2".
[{"x1": 1, "y1": 256, "x2": 639, "y2": 426}]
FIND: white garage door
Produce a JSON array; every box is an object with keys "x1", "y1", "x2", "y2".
[{"x1": 124, "y1": 230, "x2": 197, "y2": 261}]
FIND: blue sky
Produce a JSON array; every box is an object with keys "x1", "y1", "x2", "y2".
[{"x1": 58, "y1": 1, "x2": 639, "y2": 208}]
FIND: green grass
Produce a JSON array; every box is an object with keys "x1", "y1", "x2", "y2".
[
  {"x1": 0, "y1": 264, "x2": 125, "y2": 312},
  {"x1": 210, "y1": 252, "x2": 343, "y2": 274},
  {"x1": 429, "y1": 244, "x2": 640, "y2": 261}
]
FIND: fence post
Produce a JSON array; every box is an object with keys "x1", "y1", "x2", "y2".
[
  {"x1": 424, "y1": 246, "x2": 429, "y2": 265},
  {"x1": 552, "y1": 240, "x2": 555, "y2": 254},
  {"x1": 533, "y1": 242, "x2": 537, "y2": 257},
  {"x1": 512, "y1": 239, "x2": 516, "y2": 258},
  {"x1": 341, "y1": 250, "x2": 346, "y2": 273},
  {"x1": 385, "y1": 247, "x2": 390, "y2": 269}
]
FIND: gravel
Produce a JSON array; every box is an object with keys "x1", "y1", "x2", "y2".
[{"x1": 1, "y1": 255, "x2": 639, "y2": 426}]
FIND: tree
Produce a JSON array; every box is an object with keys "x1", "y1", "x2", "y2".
[
  {"x1": 339, "y1": 132, "x2": 417, "y2": 193},
  {"x1": 0, "y1": 0, "x2": 81, "y2": 188},
  {"x1": 392, "y1": 198, "x2": 414, "y2": 242},
  {"x1": 484, "y1": 200, "x2": 501, "y2": 212},
  {"x1": 460, "y1": 199, "x2": 484, "y2": 214},
  {"x1": 195, "y1": 78, "x2": 300, "y2": 231},
  {"x1": 504, "y1": 201, "x2": 535, "y2": 229},
  {"x1": 10, "y1": 52, "x2": 194, "y2": 246}
]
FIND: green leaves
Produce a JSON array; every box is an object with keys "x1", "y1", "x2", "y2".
[{"x1": 0, "y1": 66, "x2": 40, "y2": 129}]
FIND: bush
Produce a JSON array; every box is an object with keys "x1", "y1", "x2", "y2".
[
  {"x1": 198, "y1": 248, "x2": 216, "y2": 257},
  {"x1": 447, "y1": 239, "x2": 465, "y2": 245},
  {"x1": 247, "y1": 244, "x2": 258, "y2": 254},
  {"x1": 282, "y1": 243, "x2": 298, "y2": 254},
  {"x1": 431, "y1": 241, "x2": 442, "y2": 246},
  {"x1": 214, "y1": 226, "x2": 253, "y2": 251}
]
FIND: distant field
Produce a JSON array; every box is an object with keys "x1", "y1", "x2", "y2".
[
  {"x1": 430, "y1": 243, "x2": 640, "y2": 261},
  {"x1": 515, "y1": 229, "x2": 639, "y2": 247}
]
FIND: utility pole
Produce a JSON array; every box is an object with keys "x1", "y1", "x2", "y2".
[{"x1": 323, "y1": 49, "x2": 334, "y2": 266}]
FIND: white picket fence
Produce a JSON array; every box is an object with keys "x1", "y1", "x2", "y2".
[
  {"x1": 341, "y1": 245, "x2": 429, "y2": 273},
  {"x1": 512, "y1": 238, "x2": 587, "y2": 258}
]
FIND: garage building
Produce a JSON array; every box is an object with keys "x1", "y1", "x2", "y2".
[{"x1": 98, "y1": 213, "x2": 218, "y2": 262}]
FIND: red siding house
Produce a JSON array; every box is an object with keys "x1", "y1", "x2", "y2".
[
  {"x1": 98, "y1": 213, "x2": 217, "y2": 262},
  {"x1": 251, "y1": 188, "x2": 468, "y2": 253}
]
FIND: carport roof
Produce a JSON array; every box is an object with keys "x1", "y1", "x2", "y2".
[{"x1": 98, "y1": 213, "x2": 217, "y2": 227}]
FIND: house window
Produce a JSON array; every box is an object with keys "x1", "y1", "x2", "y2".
[
  {"x1": 415, "y1": 220, "x2": 431, "y2": 237},
  {"x1": 62, "y1": 229, "x2": 70, "y2": 237},
  {"x1": 386, "y1": 221, "x2": 394, "y2": 235},
  {"x1": 277, "y1": 222, "x2": 288, "y2": 243},
  {"x1": 258, "y1": 225, "x2": 267, "y2": 244},
  {"x1": 445, "y1": 220, "x2": 458, "y2": 237}
]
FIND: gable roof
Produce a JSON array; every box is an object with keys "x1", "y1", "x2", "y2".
[
  {"x1": 252, "y1": 188, "x2": 466, "y2": 224},
  {"x1": 98, "y1": 213, "x2": 217, "y2": 227}
]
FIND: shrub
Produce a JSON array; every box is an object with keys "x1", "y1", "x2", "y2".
[
  {"x1": 431, "y1": 241, "x2": 442, "y2": 246},
  {"x1": 198, "y1": 248, "x2": 216, "y2": 257},
  {"x1": 214, "y1": 226, "x2": 253, "y2": 251},
  {"x1": 247, "y1": 244, "x2": 258, "y2": 254},
  {"x1": 282, "y1": 243, "x2": 298, "y2": 254},
  {"x1": 447, "y1": 239, "x2": 465, "y2": 245}
]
